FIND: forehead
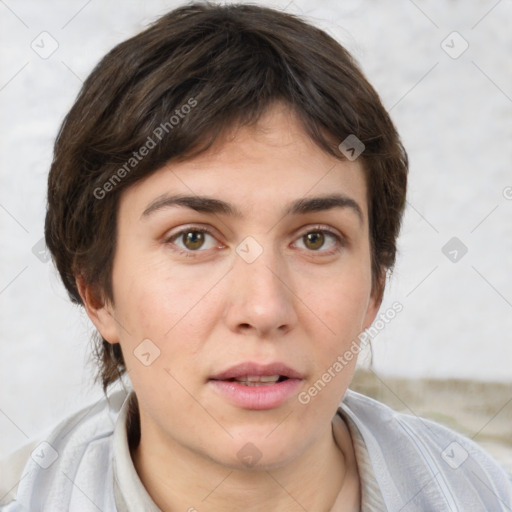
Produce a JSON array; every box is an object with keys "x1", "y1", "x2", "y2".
[{"x1": 118, "y1": 102, "x2": 369, "y2": 224}]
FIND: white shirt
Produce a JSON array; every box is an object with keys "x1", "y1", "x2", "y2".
[{"x1": 1, "y1": 387, "x2": 510, "y2": 511}]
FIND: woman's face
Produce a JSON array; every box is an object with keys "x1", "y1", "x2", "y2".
[{"x1": 90, "y1": 102, "x2": 380, "y2": 470}]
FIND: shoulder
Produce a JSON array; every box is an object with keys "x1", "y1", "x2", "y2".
[
  {"x1": 0, "y1": 389, "x2": 128, "y2": 511},
  {"x1": 340, "y1": 389, "x2": 512, "y2": 511}
]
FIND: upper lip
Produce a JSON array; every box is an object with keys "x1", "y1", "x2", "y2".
[{"x1": 210, "y1": 361, "x2": 304, "y2": 380}]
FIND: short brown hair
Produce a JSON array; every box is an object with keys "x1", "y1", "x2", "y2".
[{"x1": 44, "y1": 1, "x2": 408, "y2": 393}]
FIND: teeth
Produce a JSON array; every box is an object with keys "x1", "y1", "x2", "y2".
[{"x1": 234, "y1": 375, "x2": 280, "y2": 384}]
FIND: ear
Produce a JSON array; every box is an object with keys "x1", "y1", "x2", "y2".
[
  {"x1": 362, "y1": 271, "x2": 385, "y2": 330},
  {"x1": 76, "y1": 275, "x2": 120, "y2": 344}
]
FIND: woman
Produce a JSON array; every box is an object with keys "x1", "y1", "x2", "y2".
[{"x1": 1, "y1": 3, "x2": 510, "y2": 510}]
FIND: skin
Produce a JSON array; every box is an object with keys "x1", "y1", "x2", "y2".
[{"x1": 78, "y1": 101, "x2": 382, "y2": 511}]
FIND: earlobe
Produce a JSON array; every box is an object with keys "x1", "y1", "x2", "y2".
[
  {"x1": 75, "y1": 276, "x2": 120, "y2": 344},
  {"x1": 363, "y1": 274, "x2": 385, "y2": 330},
  {"x1": 363, "y1": 295, "x2": 380, "y2": 331}
]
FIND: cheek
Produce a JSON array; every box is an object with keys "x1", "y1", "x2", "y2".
[
  {"x1": 306, "y1": 269, "x2": 372, "y2": 330},
  {"x1": 301, "y1": 270, "x2": 373, "y2": 368},
  {"x1": 111, "y1": 258, "x2": 226, "y2": 384},
  {"x1": 112, "y1": 254, "x2": 201, "y2": 339}
]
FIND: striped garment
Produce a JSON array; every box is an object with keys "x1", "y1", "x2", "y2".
[{"x1": 1, "y1": 388, "x2": 510, "y2": 511}]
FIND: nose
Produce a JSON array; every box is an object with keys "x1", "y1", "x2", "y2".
[{"x1": 223, "y1": 242, "x2": 298, "y2": 338}]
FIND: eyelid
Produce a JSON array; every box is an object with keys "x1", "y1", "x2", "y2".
[
  {"x1": 294, "y1": 224, "x2": 344, "y2": 241},
  {"x1": 165, "y1": 225, "x2": 222, "y2": 248}
]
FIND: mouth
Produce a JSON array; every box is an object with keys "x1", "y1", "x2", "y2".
[
  {"x1": 221, "y1": 375, "x2": 290, "y2": 386},
  {"x1": 210, "y1": 361, "x2": 304, "y2": 381},
  {"x1": 208, "y1": 361, "x2": 304, "y2": 410}
]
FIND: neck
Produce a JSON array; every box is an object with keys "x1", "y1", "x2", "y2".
[{"x1": 130, "y1": 409, "x2": 360, "y2": 512}]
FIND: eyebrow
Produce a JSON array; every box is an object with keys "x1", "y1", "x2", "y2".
[{"x1": 141, "y1": 193, "x2": 363, "y2": 224}]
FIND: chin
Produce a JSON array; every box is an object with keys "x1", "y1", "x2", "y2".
[{"x1": 203, "y1": 434, "x2": 303, "y2": 473}]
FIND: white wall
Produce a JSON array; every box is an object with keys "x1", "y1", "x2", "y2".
[{"x1": 1, "y1": 0, "x2": 511, "y2": 458}]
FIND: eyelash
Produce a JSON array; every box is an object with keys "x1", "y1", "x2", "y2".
[{"x1": 165, "y1": 225, "x2": 345, "y2": 258}]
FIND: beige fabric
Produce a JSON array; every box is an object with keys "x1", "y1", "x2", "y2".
[{"x1": 339, "y1": 410, "x2": 387, "y2": 511}]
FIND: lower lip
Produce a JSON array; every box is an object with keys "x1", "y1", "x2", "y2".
[{"x1": 208, "y1": 379, "x2": 303, "y2": 410}]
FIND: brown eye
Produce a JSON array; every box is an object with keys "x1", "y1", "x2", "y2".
[
  {"x1": 294, "y1": 228, "x2": 343, "y2": 255},
  {"x1": 182, "y1": 231, "x2": 206, "y2": 250},
  {"x1": 167, "y1": 228, "x2": 219, "y2": 255},
  {"x1": 303, "y1": 232, "x2": 325, "y2": 250}
]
